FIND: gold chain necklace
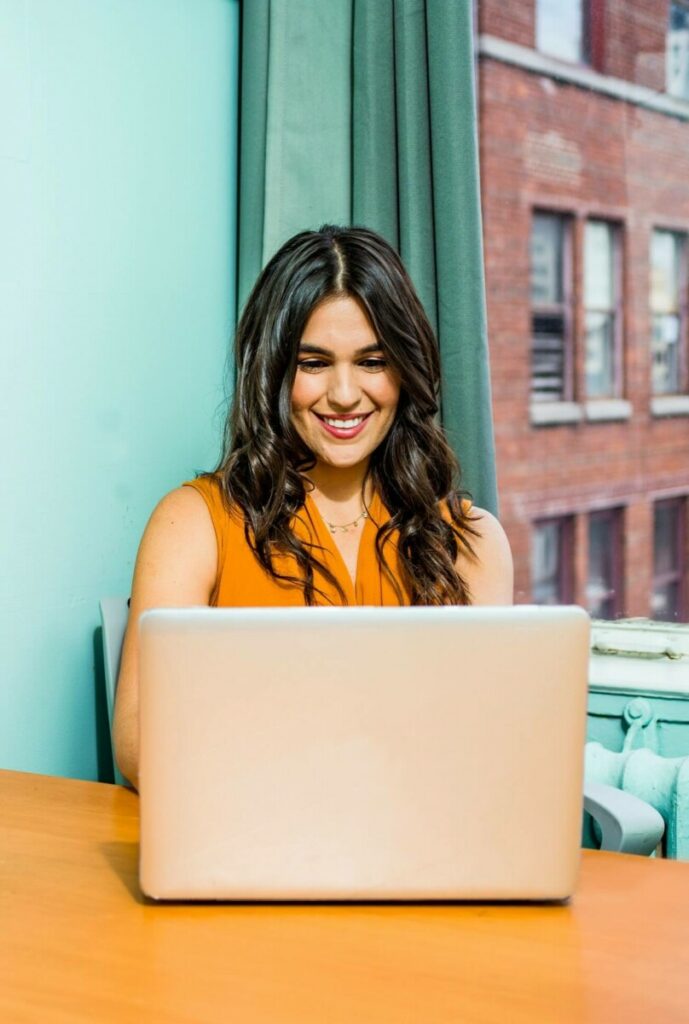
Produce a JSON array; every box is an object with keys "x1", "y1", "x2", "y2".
[{"x1": 324, "y1": 509, "x2": 369, "y2": 534}]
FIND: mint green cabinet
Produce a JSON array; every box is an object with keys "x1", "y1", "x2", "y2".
[
  {"x1": 585, "y1": 621, "x2": 689, "y2": 859},
  {"x1": 587, "y1": 692, "x2": 689, "y2": 757}
]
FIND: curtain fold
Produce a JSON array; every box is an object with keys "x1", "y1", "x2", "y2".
[
  {"x1": 390, "y1": 2, "x2": 438, "y2": 334},
  {"x1": 352, "y1": 0, "x2": 398, "y2": 247},
  {"x1": 424, "y1": 0, "x2": 496, "y2": 511},
  {"x1": 238, "y1": 0, "x2": 497, "y2": 513},
  {"x1": 237, "y1": 0, "x2": 270, "y2": 321}
]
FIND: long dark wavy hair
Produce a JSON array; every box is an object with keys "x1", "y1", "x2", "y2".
[{"x1": 207, "y1": 224, "x2": 478, "y2": 605}]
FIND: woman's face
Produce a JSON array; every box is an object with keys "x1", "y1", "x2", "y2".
[{"x1": 290, "y1": 295, "x2": 401, "y2": 472}]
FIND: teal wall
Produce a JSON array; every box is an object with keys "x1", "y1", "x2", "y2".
[{"x1": 0, "y1": 0, "x2": 239, "y2": 780}]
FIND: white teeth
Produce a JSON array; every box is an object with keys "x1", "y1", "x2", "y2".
[{"x1": 322, "y1": 416, "x2": 364, "y2": 429}]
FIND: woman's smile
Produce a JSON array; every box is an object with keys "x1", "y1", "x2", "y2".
[{"x1": 312, "y1": 410, "x2": 374, "y2": 439}]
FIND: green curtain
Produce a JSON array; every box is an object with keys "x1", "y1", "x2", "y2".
[
  {"x1": 237, "y1": 0, "x2": 353, "y2": 307},
  {"x1": 237, "y1": 0, "x2": 497, "y2": 513}
]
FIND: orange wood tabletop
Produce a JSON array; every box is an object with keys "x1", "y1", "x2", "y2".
[{"x1": 1, "y1": 767, "x2": 688, "y2": 1024}]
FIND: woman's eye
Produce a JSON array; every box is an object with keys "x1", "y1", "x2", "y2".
[
  {"x1": 298, "y1": 359, "x2": 328, "y2": 372},
  {"x1": 297, "y1": 357, "x2": 387, "y2": 372}
]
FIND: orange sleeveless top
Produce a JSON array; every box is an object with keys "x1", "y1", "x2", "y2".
[{"x1": 183, "y1": 475, "x2": 469, "y2": 607}]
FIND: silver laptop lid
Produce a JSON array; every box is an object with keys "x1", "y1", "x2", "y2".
[{"x1": 139, "y1": 605, "x2": 590, "y2": 901}]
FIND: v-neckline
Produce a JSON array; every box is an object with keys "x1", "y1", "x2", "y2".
[{"x1": 304, "y1": 490, "x2": 380, "y2": 600}]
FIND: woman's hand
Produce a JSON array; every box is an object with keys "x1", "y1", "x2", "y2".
[{"x1": 113, "y1": 486, "x2": 217, "y2": 790}]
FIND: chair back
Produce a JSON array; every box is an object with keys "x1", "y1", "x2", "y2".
[{"x1": 99, "y1": 597, "x2": 130, "y2": 786}]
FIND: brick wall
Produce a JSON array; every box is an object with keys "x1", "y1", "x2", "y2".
[
  {"x1": 479, "y1": 0, "x2": 534, "y2": 48},
  {"x1": 604, "y1": 0, "x2": 668, "y2": 89},
  {"x1": 478, "y1": 46, "x2": 689, "y2": 617},
  {"x1": 480, "y1": 0, "x2": 670, "y2": 89}
]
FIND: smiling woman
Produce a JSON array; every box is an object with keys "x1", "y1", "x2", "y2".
[
  {"x1": 292, "y1": 296, "x2": 400, "y2": 468},
  {"x1": 113, "y1": 225, "x2": 513, "y2": 788}
]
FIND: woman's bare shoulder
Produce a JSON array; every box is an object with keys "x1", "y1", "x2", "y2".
[
  {"x1": 456, "y1": 505, "x2": 514, "y2": 606},
  {"x1": 146, "y1": 484, "x2": 215, "y2": 535},
  {"x1": 134, "y1": 486, "x2": 218, "y2": 598}
]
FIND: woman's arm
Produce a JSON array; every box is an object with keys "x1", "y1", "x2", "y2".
[
  {"x1": 113, "y1": 486, "x2": 218, "y2": 790},
  {"x1": 457, "y1": 507, "x2": 514, "y2": 606}
]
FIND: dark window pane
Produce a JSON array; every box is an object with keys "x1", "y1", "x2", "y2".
[
  {"x1": 589, "y1": 517, "x2": 610, "y2": 579},
  {"x1": 672, "y1": 1, "x2": 689, "y2": 29},
  {"x1": 532, "y1": 313, "x2": 565, "y2": 401},
  {"x1": 531, "y1": 214, "x2": 564, "y2": 305},
  {"x1": 533, "y1": 521, "x2": 560, "y2": 603},
  {"x1": 587, "y1": 512, "x2": 621, "y2": 619},
  {"x1": 654, "y1": 502, "x2": 679, "y2": 576},
  {"x1": 651, "y1": 314, "x2": 681, "y2": 394},
  {"x1": 653, "y1": 499, "x2": 685, "y2": 622},
  {"x1": 533, "y1": 518, "x2": 572, "y2": 605},
  {"x1": 668, "y1": 3, "x2": 689, "y2": 99}
]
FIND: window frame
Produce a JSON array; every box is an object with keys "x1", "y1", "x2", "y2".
[
  {"x1": 650, "y1": 228, "x2": 689, "y2": 396},
  {"x1": 583, "y1": 219, "x2": 624, "y2": 399},
  {"x1": 652, "y1": 497, "x2": 688, "y2": 622},
  {"x1": 532, "y1": 515, "x2": 575, "y2": 605},
  {"x1": 530, "y1": 210, "x2": 575, "y2": 403},
  {"x1": 587, "y1": 507, "x2": 624, "y2": 620}
]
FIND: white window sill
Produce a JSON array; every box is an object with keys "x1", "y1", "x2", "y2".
[
  {"x1": 478, "y1": 35, "x2": 689, "y2": 122},
  {"x1": 584, "y1": 399, "x2": 633, "y2": 422},
  {"x1": 589, "y1": 619, "x2": 689, "y2": 697},
  {"x1": 530, "y1": 401, "x2": 583, "y2": 426},
  {"x1": 650, "y1": 395, "x2": 689, "y2": 418}
]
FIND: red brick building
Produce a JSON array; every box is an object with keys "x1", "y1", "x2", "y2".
[{"x1": 477, "y1": 0, "x2": 689, "y2": 619}]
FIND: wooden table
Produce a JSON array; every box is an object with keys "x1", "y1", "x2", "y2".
[{"x1": 2, "y1": 769, "x2": 688, "y2": 1023}]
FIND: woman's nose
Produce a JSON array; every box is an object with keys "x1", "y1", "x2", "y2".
[{"x1": 327, "y1": 367, "x2": 360, "y2": 409}]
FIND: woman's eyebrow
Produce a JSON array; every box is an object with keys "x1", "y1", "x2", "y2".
[{"x1": 298, "y1": 343, "x2": 383, "y2": 356}]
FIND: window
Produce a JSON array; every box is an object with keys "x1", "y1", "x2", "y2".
[
  {"x1": 536, "y1": 0, "x2": 589, "y2": 65},
  {"x1": 530, "y1": 212, "x2": 573, "y2": 402},
  {"x1": 652, "y1": 498, "x2": 687, "y2": 622},
  {"x1": 587, "y1": 509, "x2": 624, "y2": 619},
  {"x1": 668, "y1": 2, "x2": 689, "y2": 100},
  {"x1": 532, "y1": 517, "x2": 574, "y2": 604},
  {"x1": 650, "y1": 230, "x2": 687, "y2": 394},
  {"x1": 584, "y1": 221, "x2": 621, "y2": 398}
]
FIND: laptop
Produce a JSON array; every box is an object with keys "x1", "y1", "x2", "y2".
[{"x1": 138, "y1": 605, "x2": 590, "y2": 901}]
